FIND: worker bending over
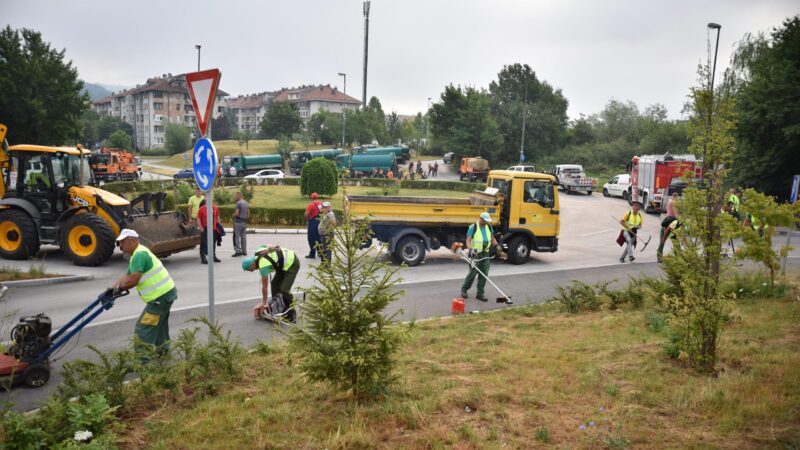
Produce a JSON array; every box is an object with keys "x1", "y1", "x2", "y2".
[{"x1": 242, "y1": 244, "x2": 300, "y2": 322}]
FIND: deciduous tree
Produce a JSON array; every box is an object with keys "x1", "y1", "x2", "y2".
[{"x1": 260, "y1": 102, "x2": 303, "y2": 138}]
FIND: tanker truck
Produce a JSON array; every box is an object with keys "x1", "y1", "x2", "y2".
[
  {"x1": 354, "y1": 145, "x2": 411, "y2": 163},
  {"x1": 336, "y1": 154, "x2": 396, "y2": 177},
  {"x1": 289, "y1": 148, "x2": 342, "y2": 175},
  {"x1": 222, "y1": 153, "x2": 283, "y2": 177}
]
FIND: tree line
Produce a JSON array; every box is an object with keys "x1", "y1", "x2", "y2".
[{"x1": 1, "y1": 17, "x2": 797, "y2": 198}]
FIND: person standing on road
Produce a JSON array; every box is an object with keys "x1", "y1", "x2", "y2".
[
  {"x1": 187, "y1": 188, "x2": 203, "y2": 226},
  {"x1": 665, "y1": 192, "x2": 679, "y2": 220},
  {"x1": 617, "y1": 201, "x2": 644, "y2": 263},
  {"x1": 461, "y1": 212, "x2": 501, "y2": 302},
  {"x1": 232, "y1": 191, "x2": 249, "y2": 257},
  {"x1": 197, "y1": 199, "x2": 221, "y2": 264},
  {"x1": 317, "y1": 201, "x2": 337, "y2": 262},
  {"x1": 305, "y1": 193, "x2": 323, "y2": 258},
  {"x1": 242, "y1": 244, "x2": 301, "y2": 322},
  {"x1": 433, "y1": 161, "x2": 439, "y2": 177},
  {"x1": 112, "y1": 229, "x2": 177, "y2": 360}
]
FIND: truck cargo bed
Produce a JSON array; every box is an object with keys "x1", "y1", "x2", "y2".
[{"x1": 346, "y1": 194, "x2": 500, "y2": 225}]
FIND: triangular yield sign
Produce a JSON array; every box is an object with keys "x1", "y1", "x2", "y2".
[{"x1": 185, "y1": 69, "x2": 221, "y2": 137}]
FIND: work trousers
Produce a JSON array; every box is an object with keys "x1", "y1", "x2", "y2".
[
  {"x1": 620, "y1": 230, "x2": 636, "y2": 260},
  {"x1": 233, "y1": 220, "x2": 247, "y2": 254},
  {"x1": 272, "y1": 259, "x2": 300, "y2": 322},
  {"x1": 199, "y1": 228, "x2": 219, "y2": 258},
  {"x1": 320, "y1": 233, "x2": 334, "y2": 262},
  {"x1": 461, "y1": 255, "x2": 491, "y2": 297},
  {"x1": 134, "y1": 288, "x2": 177, "y2": 362},
  {"x1": 307, "y1": 218, "x2": 320, "y2": 257}
]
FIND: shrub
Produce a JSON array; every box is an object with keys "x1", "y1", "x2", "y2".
[
  {"x1": 289, "y1": 218, "x2": 403, "y2": 399},
  {"x1": 553, "y1": 280, "x2": 604, "y2": 313},
  {"x1": 300, "y1": 157, "x2": 338, "y2": 197},
  {"x1": 239, "y1": 182, "x2": 254, "y2": 202},
  {"x1": 213, "y1": 187, "x2": 233, "y2": 205},
  {"x1": 1, "y1": 410, "x2": 47, "y2": 449},
  {"x1": 173, "y1": 181, "x2": 194, "y2": 205}
]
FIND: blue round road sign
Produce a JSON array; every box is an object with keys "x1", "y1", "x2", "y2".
[{"x1": 193, "y1": 137, "x2": 217, "y2": 191}]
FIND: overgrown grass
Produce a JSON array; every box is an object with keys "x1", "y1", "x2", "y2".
[{"x1": 120, "y1": 277, "x2": 800, "y2": 449}]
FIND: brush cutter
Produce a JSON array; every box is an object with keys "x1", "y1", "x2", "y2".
[
  {"x1": 611, "y1": 215, "x2": 652, "y2": 252},
  {"x1": 451, "y1": 242, "x2": 513, "y2": 305}
]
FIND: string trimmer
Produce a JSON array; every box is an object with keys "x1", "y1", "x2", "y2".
[{"x1": 451, "y1": 242, "x2": 513, "y2": 305}]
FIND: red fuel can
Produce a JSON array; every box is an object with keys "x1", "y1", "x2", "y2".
[{"x1": 452, "y1": 298, "x2": 465, "y2": 315}]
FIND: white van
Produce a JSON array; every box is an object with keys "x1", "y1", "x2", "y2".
[
  {"x1": 507, "y1": 165, "x2": 536, "y2": 173},
  {"x1": 602, "y1": 174, "x2": 631, "y2": 199}
]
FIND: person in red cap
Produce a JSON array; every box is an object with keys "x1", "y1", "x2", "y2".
[{"x1": 305, "y1": 192, "x2": 323, "y2": 258}]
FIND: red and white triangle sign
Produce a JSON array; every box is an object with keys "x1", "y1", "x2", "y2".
[{"x1": 185, "y1": 69, "x2": 221, "y2": 137}]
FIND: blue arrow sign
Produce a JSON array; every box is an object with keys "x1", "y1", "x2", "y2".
[
  {"x1": 193, "y1": 137, "x2": 217, "y2": 191},
  {"x1": 790, "y1": 174, "x2": 800, "y2": 204}
]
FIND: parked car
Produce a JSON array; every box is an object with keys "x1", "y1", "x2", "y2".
[
  {"x1": 244, "y1": 169, "x2": 285, "y2": 180},
  {"x1": 602, "y1": 174, "x2": 630, "y2": 199},
  {"x1": 443, "y1": 152, "x2": 454, "y2": 164},
  {"x1": 173, "y1": 169, "x2": 194, "y2": 180},
  {"x1": 507, "y1": 165, "x2": 536, "y2": 173}
]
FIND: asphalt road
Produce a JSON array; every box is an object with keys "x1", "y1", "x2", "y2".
[{"x1": 2, "y1": 191, "x2": 798, "y2": 411}]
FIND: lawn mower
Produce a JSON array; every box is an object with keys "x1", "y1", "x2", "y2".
[{"x1": 0, "y1": 288, "x2": 129, "y2": 388}]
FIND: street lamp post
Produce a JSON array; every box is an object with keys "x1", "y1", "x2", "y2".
[
  {"x1": 195, "y1": 44, "x2": 201, "y2": 72},
  {"x1": 426, "y1": 97, "x2": 431, "y2": 151},
  {"x1": 338, "y1": 72, "x2": 349, "y2": 172},
  {"x1": 707, "y1": 23, "x2": 721, "y2": 99}
]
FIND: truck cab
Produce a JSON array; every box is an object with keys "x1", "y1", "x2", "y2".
[
  {"x1": 346, "y1": 170, "x2": 559, "y2": 266},
  {"x1": 458, "y1": 157, "x2": 489, "y2": 182}
]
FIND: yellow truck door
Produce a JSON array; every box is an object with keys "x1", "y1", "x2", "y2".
[{"x1": 512, "y1": 177, "x2": 559, "y2": 236}]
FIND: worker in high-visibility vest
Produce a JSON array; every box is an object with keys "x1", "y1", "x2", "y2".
[
  {"x1": 112, "y1": 229, "x2": 177, "y2": 359},
  {"x1": 242, "y1": 244, "x2": 300, "y2": 322},
  {"x1": 460, "y1": 212, "x2": 501, "y2": 302},
  {"x1": 727, "y1": 188, "x2": 742, "y2": 221},
  {"x1": 617, "y1": 201, "x2": 644, "y2": 263}
]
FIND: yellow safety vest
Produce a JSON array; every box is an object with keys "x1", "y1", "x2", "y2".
[
  {"x1": 130, "y1": 245, "x2": 175, "y2": 302},
  {"x1": 470, "y1": 222, "x2": 493, "y2": 253},
  {"x1": 256, "y1": 247, "x2": 297, "y2": 273},
  {"x1": 728, "y1": 194, "x2": 740, "y2": 212},
  {"x1": 622, "y1": 211, "x2": 643, "y2": 229}
]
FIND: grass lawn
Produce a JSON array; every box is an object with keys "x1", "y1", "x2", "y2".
[
  {"x1": 121, "y1": 278, "x2": 800, "y2": 449},
  {"x1": 243, "y1": 185, "x2": 471, "y2": 210},
  {"x1": 157, "y1": 140, "x2": 331, "y2": 169}
]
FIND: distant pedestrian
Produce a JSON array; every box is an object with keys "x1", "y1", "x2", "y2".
[
  {"x1": 305, "y1": 193, "x2": 323, "y2": 258},
  {"x1": 417, "y1": 160, "x2": 423, "y2": 175},
  {"x1": 187, "y1": 188, "x2": 203, "y2": 226},
  {"x1": 433, "y1": 161, "x2": 439, "y2": 177},
  {"x1": 317, "y1": 201, "x2": 337, "y2": 262},
  {"x1": 197, "y1": 199, "x2": 221, "y2": 264},
  {"x1": 665, "y1": 192, "x2": 679, "y2": 220},
  {"x1": 112, "y1": 229, "x2": 177, "y2": 361},
  {"x1": 232, "y1": 191, "x2": 249, "y2": 257},
  {"x1": 408, "y1": 161, "x2": 415, "y2": 180},
  {"x1": 387, "y1": 169, "x2": 395, "y2": 179},
  {"x1": 657, "y1": 216, "x2": 683, "y2": 263},
  {"x1": 428, "y1": 163, "x2": 434, "y2": 177}
]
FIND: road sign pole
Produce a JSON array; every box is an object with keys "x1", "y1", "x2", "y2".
[
  {"x1": 206, "y1": 189, "x2": 216, "y2": 324},
  {"x1": 781, "y1": 175, "x2": 799, "y2": 274}
]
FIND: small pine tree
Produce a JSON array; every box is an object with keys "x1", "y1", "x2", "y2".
[
  {"x1": 300, "y1": 157, "x2": 338, "y2": 197},
  {"x1": 288, "y1": 218, "x2": 403, "y2": 399}
]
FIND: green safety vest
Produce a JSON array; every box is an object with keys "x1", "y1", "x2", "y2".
[
  {"x1": 131, "y1": 245, "x2": 175, "y2": 302},
  {"x1": 623, "y1": 211, "x2": 643, "y2": 229},
  {"x1": 256, "y1": 246, "x2": 296, "y2": 273},
  {"x1": 470, "y1": 222, "x2": 493, "y2": 253},
  {"x1": 728, "y1": 194, "x2": 740, "y2": 212}
]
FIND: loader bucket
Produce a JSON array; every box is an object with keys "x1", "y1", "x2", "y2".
[{"x1": 127, "y1": 212, "x2": 200, "y2": 258}]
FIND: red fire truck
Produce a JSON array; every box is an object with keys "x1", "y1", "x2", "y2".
[{"x1": 628, "y1": 154, "x2": 703, "y2": 213}]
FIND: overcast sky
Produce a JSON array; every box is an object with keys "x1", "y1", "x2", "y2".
[{"x1": 5, "y1": 1, "x2": 797, "y2": 120}]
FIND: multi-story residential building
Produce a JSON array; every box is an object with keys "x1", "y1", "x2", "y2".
[
  {"x1": 222, "y1": 92, "x2": 274, "y2": 135},
  {"x1": 272, "y1": 84, "x2": 361, "y2": 119},
  {"x1": 92, "y1": 73, "x2": 227, "y2": 150}
]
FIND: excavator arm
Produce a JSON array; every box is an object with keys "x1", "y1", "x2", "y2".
[{"x1": 0, "y1": 123, "x2": 9, "y2": 198}]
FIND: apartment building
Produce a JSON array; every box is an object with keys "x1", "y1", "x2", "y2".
[
  {"x1": 272, "y1": 84, "x2": 361, "y2": 119},
  {"x1": 92, "y1": 73, "x2": 227, "y2": 150},
  {"x1": 222, "y1": 92, "x2": 273, "y2": 135}
]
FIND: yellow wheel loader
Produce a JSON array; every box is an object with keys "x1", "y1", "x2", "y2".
[{"x1": 0, "y1": 124, "x2": 199, "y2": 266}]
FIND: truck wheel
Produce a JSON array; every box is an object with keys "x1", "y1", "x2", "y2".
[
  {"x1": 394, "y1": 236, "x2": 425, "y2": 267},
  {"x1": 507, "y1": 236, "x2": 530, "y2": 265},
  {"x1": 622, "y1": 191, "x2": 629, "y2": 201},
  {"x1": 627, "y1": 190, "x2": 633, "y2": 205},
  {"x1": 587, "y1": 190, "x2": 593, "y2": 196},
  {"x1": 61, "y1": 214, "x2": 115, "y2": 266},
  {"x1": 603, "y1": 188, "x2": 610, "y2": 197},
  {"x1": 0, "y1": 209, "x2": 40, "y2": 260}
]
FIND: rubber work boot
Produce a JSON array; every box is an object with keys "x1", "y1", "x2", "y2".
[
  {"x1": 460, "y1": 290, "x2": 468, "y2": 299},
  {"x1": 476, "y1": 295, "x2": 488, "y2": 302},
  {"x1": 629, "y1": 256, "x2": 636, "y2": 262},
  {"x1": 201, "y1": 255, "x2": 208, "y2": 264}
]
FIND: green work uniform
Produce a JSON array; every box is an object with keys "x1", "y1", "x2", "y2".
[
  {"x1": 256, "y1": 246, "x2": 300, "y2": 308},
  {"x1": 129, "y1": 245, "x2": 177, "y2": 358},
  {"x1": 461, "y1": 222, "x2": 493, "y2": 298}
]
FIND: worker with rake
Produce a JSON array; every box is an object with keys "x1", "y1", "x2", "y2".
[{"x1": 617, "y1": 201, "x2": 644, "y2": 263}]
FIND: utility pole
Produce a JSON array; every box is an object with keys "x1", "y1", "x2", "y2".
[
  {"x1": 520, "y1": 78, "x2": 528, "y2": 163},
  {"x1": 339, "y1": 73, "x2": 347, "y2": 150},
  {"x1": 362, "y1": 0, "x2": 371, "y2": 108}
]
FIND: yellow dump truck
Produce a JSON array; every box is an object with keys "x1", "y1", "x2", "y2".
[{"x1": 346, "y1": 170, "x2": 560, "y2": 266}]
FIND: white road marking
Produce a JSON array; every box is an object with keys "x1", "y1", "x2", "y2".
[{"x1": 581, "y1": 228, "x2": 615, "y2": 237}]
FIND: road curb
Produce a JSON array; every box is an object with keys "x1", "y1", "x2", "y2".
[{"x1": 1, "y1": 274, "x2": 94, "y2": 288}]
